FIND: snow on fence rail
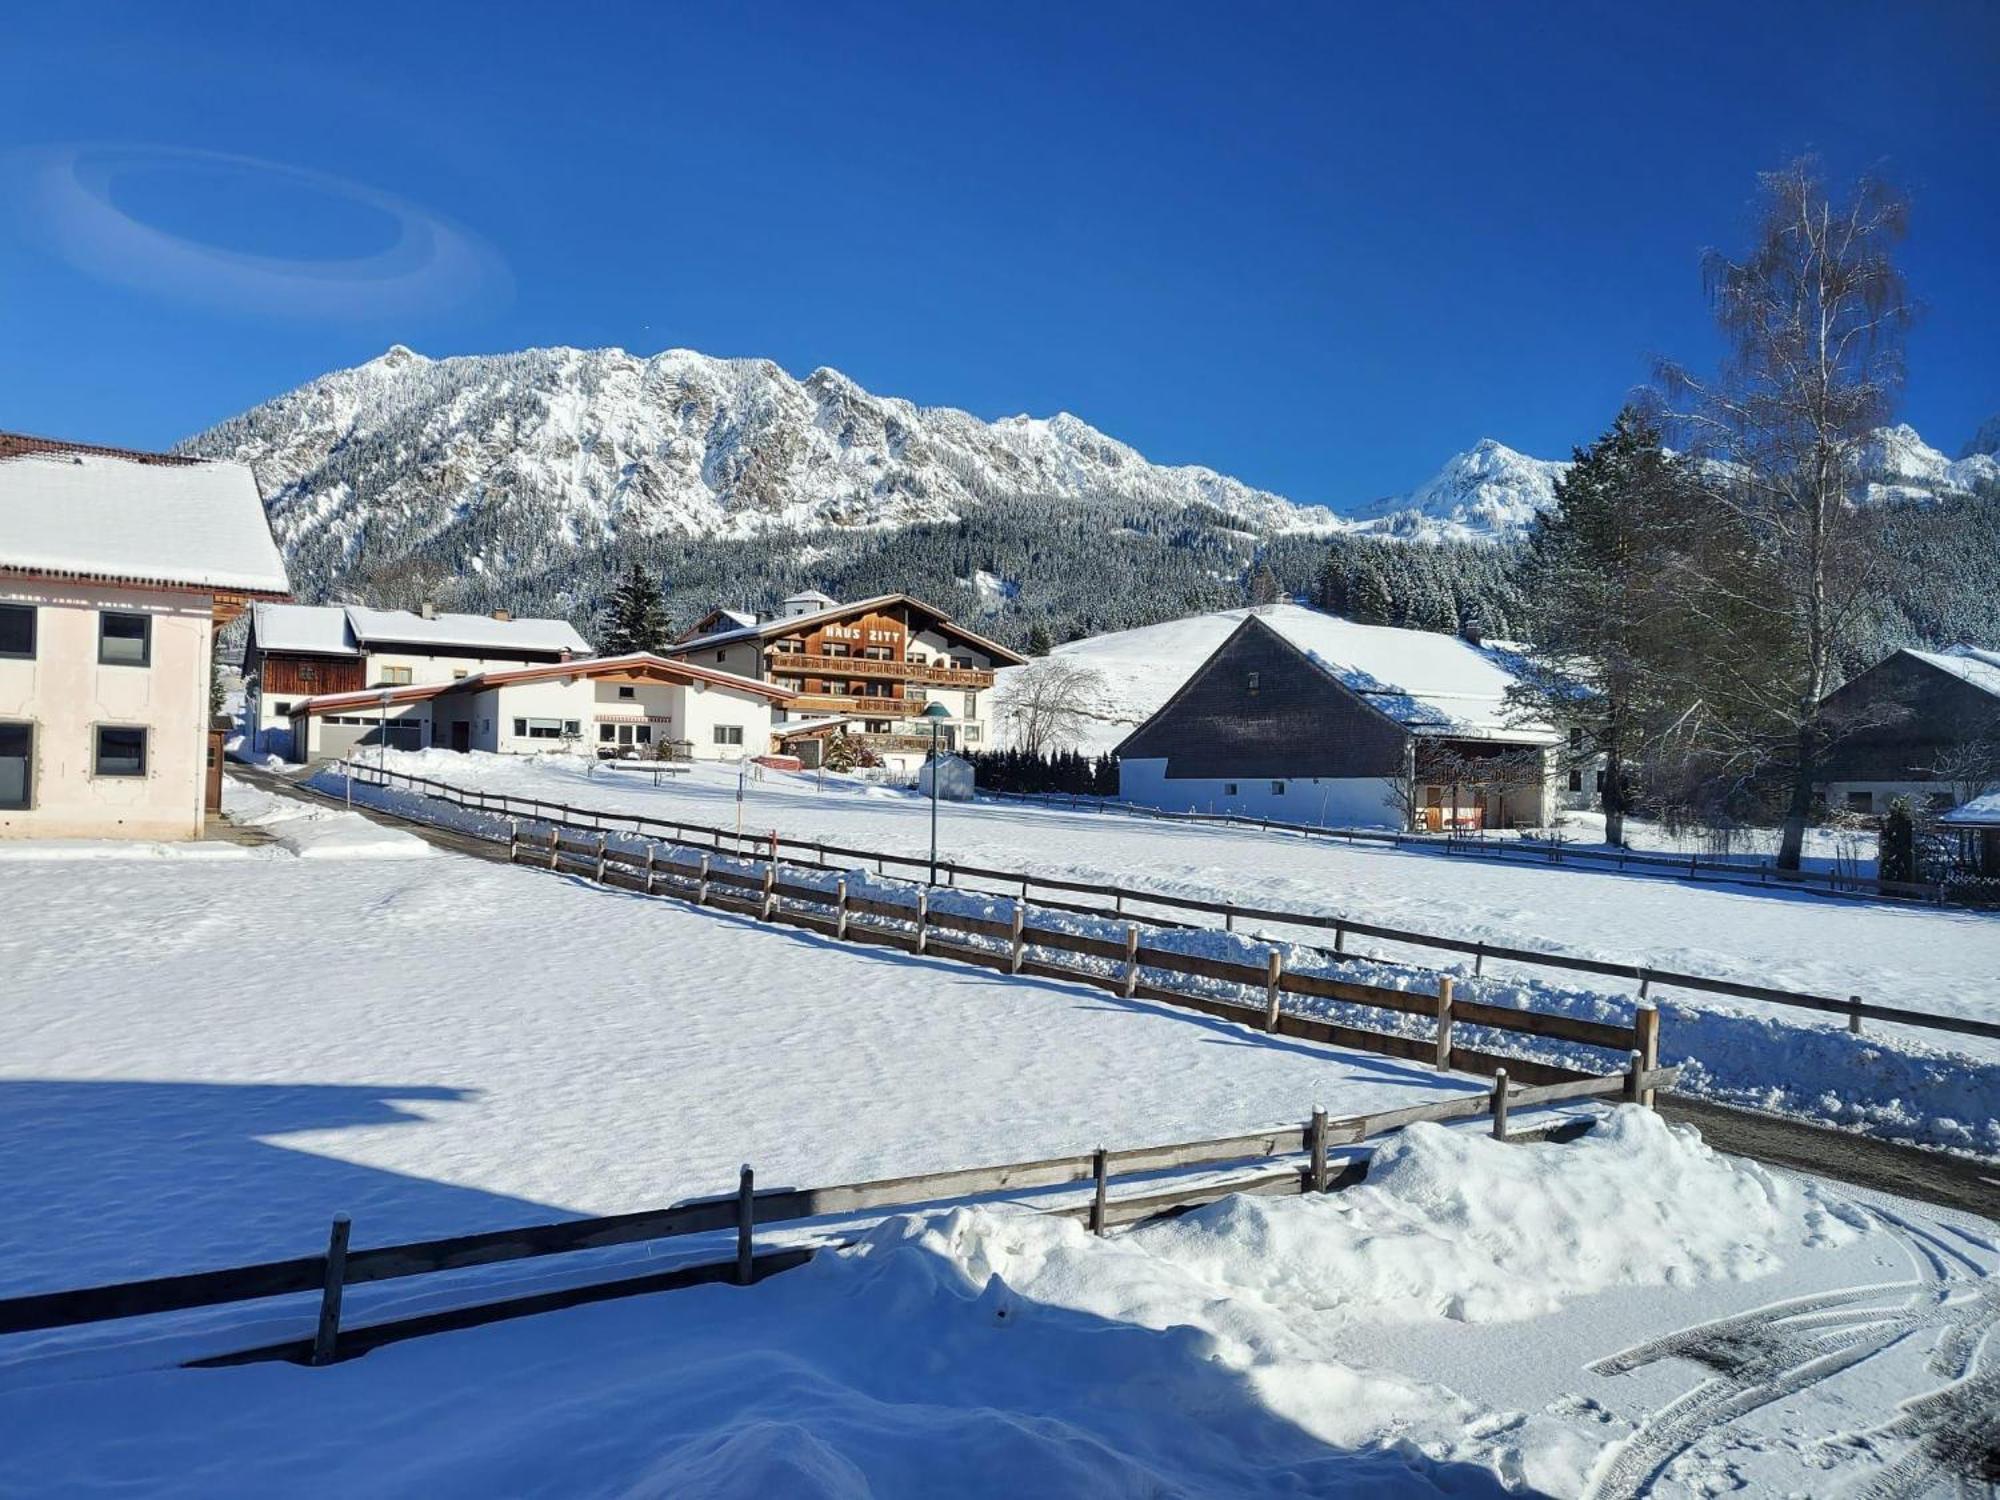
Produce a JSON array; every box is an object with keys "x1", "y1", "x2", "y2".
[
  {"x1": 335, "y1": 761, "x2": 2000, "y2": 1046},
  {"x1": 0, "y1": 1064, "x2": 1678, "y2": 1365},
  {"x1": 974, "y1": 787, "x2": 1947, "y2": 904}
]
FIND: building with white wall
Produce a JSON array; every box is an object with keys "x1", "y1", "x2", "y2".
[
  {"x1": 0, "y1": 433, "x2": 289, "y2": 839},
  {"x1": 245, "y1": 602, "x2": 591, "y2": 759},
  {"x1": 668, "y1": 592, "x2": 1027, "y2": 776},
  {"x1": 1116, "y1": 605, "x2": 1560, "y2": 831},
  {"x1": 288, "y1": 653, "x2": 793, "y2": 763}
]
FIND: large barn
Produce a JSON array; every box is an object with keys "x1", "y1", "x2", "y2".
[
  {"x1": 1815, "y1": 645, "x2": 2000, "y2": 814},
  {"x1": 1114, "y1": 605, "x2": 1559, "y2": 831}
]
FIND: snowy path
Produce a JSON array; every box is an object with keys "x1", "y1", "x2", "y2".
[{"x1": 0, "y1": 791, "x2": 1479, "y2": 1298}]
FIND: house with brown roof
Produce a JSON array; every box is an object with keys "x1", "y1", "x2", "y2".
[{"x1": 0, "y1": 432, "x2": 290, "y2": 838}]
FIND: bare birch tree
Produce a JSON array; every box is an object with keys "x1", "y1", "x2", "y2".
[
  {"x1": 998, "y1": 657, "x2": 1110, "y2": 756},
  {"x1": 1659, "y1": 159, "x2": 1913, "y2": 869}
]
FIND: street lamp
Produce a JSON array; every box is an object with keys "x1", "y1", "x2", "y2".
[
  {"x1": 377, "y1": 687, "x2": 394, "y2": 780},
  {"x1": 921, "y1": 700, "x2": 952, "y2": 885}
]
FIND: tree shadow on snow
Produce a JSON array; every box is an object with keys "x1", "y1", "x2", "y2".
[{"x1": 0, "y1": 1079, "x2": 577, "y2": 1298}]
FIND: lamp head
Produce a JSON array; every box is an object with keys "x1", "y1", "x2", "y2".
[{"x1": 920, "y1": 701, "x2": 951, "y2": 721}]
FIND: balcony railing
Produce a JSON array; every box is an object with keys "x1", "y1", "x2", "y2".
[{"x1": 766, "y1": 652, "x2": 992, "y2": 689}]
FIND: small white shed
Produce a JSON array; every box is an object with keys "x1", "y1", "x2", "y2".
[{"x1": 916, "y1": 752, "x2": 975, "y2": 801}]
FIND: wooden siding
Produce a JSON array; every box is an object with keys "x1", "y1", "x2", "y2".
[
  {"x1": 1117, "y1": 617, "x2": 1411, "y2": 779},
  {"x1": 763, "y1": 601, "x2": 995, "y2": 698},
  {"x1": 259, "y1": 653, "x2": 365, "y2": 695},
  {"x1": 1818, "y1": 652, "x2": 2000, "y2": 782}
]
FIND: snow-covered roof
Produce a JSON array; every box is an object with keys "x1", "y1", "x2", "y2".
[
  {"x1": 784, "y1": 589, "x2": 838, "y2": 605},
  {"x1": 1942, "y1": 790, "x2": 2000, "y2": 828},
  {"x1": 252, "y1": 603, "x2": 359, "y2": 656},
  {"x1": 289, "y1": 651, "x2": 795, "y2": 719},
  {"x1": 344, "y1": 606, "x2": 590, "y2": 655},
  {"x1": 1908, "y1": 646, "x2": 2000, "y2": 701},
  {"x1": 1251, "y1": 604, "x2": 1553, "y2": 740},
  {"x1": 0, "y1": 446, "x2": 289, "y2": 594},
  {"x1": 671, "y1": 592, "x2": 1028, "y2": 664}
]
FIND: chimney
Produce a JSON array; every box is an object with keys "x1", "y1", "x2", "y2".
[
  {"x1": 491, "y1": 609, "x2": 512, "y2": 622},
  {"x1": 420, "y1": 601, "x2": 437, "y2": 620}
]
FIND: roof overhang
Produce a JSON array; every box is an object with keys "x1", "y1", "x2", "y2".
[{"x1": 0, "y1": 564, "x2": 289, "y2": 623}]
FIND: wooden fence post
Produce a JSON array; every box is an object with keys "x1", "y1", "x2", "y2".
[
  {"x1": 1472, "y1": 943, "x2": 1485, "y2": 978},
  {"x1": 915, "y1": 891, "x2": 929, "y2": 954},
  {"x1": 1490, "y1": 1069, "x2": 1509, "y2": 1140},
  {"x1": 761, "y1": 862, "x2": 777, "y2": 920},
  {"x1": 835, "y1": 878, "x2": 850, "y2": 940},
  {"x1": 1848, "y1": 994, "x2": 1863, "y2": 1036},
  {"x1": 1089, "y1": 1147, "x2": 1109, "y2": 1236},
  {"x1": 1624, "y1": 1049, "x2": 1644, "y2": 1103},
  {"x1": 1122, "y1": 925, "x2": 1140, "y2": 998},
  {"x1": 1264, "y1": 948, "x2": 1283, "y2": 1031},
  {"x1": 1333, "y1": 922, "x2": 1346, "y2": 955},
  {"x1": 507, "y1": 820, "x2": 518, "y2": 864},
  {"x1": 736, "y1": 1165, "x2": 754, "y2": 1285},
  {"x1": 1009, "y1": 902, "x2": 1025, "y2": 974},
  {"x1": 1434, "y1": 977, "x2": 1454, "y2": 1071},
  {"x1": 310, "y1": 1214, "x2": 351, "y2": 1367},
  {"x1": 697, "y1": 853, "x2": 711, "y2": 906},
  {"x1": 1224, "y1": 904, "x2": 1235, "y2": 934},
  {"x1": 1308, "y1": 1107, "x2": 1328, "y2": 1193},
  {"x1": 546, "y1": 825, "x2": 558, "y2": 871},
  {"x1": 1635, "y1": 1004, "x2": 1661, "y2": 1108},
  {"x1": 644, "y1": 845, "x2": 657, "y2": 895},
  {"x1": 594, "y1": 832, "x2": 607, "y2": 883}
]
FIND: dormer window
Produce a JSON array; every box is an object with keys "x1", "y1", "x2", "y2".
[{"x1": 1247, "y1": 671, "x2": 1260, "y2": 693}]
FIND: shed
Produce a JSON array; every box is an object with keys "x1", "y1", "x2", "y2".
[{"x1": 916, "y1": 752, "x2": 976, "y2": 801}]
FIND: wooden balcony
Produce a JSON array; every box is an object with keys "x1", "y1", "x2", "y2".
[
  {"x1": 786, "y1": 693, "x2": 909, "y2": 716},
  {"x1": 766, "y1": 652, "x2": 993, "y2": 689}
]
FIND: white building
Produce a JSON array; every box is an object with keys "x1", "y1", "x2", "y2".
[
  {"x1": 245, "y1": 603, "x2": 591, "y2": 759},
  {"x1": 288, "y1": 653, "x2": 793, "y2": 763},
  {"x1": 0, "y1": 433, "x2": 289, "y2": 839},
  {"x1": 1116, "y1": 604, "x2": 1560, "y2": 830}
]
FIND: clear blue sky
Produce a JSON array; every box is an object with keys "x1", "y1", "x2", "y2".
[{"x1": 2, "y1": 2, "x2": 1995, "y2": 506}]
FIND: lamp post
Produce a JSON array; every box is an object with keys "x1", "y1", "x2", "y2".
[
  {"x1": 378, "y1": 687, "x2": 394, "y2": 779},
  {"x1": 921, "y1": 700, "x2": 952, "y2": 886}
]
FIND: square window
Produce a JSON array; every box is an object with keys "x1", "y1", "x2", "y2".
[
  {"x1": 1568, "y1": 768, "x2": 1583, "y2": 792},
  {"x1": 1223, "y1": 782, "x2": 1238, "y2": 796},
  {"x1": 0, "y1": 721, "x2": 31, "y2": 809},
  {"x1": 452, "y1": 669, "x2": 468, "y2": 680},
  {"x1": 617, "y1": 685, "x2": 636, "y2": 699},
  {"x1": 715, "y1": 650, "x2": 727, "y2": 662},
  {"x1": 379, "y1": 665, "x2": 413, "y2": 686},
  {"x1": 275, "y1": 701, "x2": 295, "y2": 716},
  {"x1": 0, "y1": 604, "x2": 34, "y2": 659},
  {"x1": 95, "y1": 725, "x2": 147, "y2": 777},
  {"x1": 1270, "y1": 780, "x2": 1285, "y2": 795},
  {"x1": 636, "y1": 726, "x2": 652, "y2": 744},
  {"x1": 98, "y1": 611, "x2": 151, "y2": 667},
  {"x1": 1846, "y1": 790, "x2": 1873, "y2": 813},
  {"x1": 513, "y1": 718, "x2": 528, "y2": 737},
  {"x1": 714, "y1": 725, "x2": 744, "y2": 746},
  {"x1": 599, "y1": 724, "x2": 616, "y2": 742},
  {"x1": 562, "y1": 721, "x2": 580, "y2": 737}
]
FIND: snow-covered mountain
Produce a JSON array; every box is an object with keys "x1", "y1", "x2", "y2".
[
  {"x1": 1344, "y1": 439, "x2": 1570, "y2": 543},
  {"x1": 183, "y1": 345, "x2": 1337, "y2": 595},
  {"x1": 1857, "y1": 423, "x2": 2000, "y2": 504}
]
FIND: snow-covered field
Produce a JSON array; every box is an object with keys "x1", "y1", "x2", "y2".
[
  {"x1": 0, "y1": 777, "x2": 1487, "y2": 1300},
  {"x1": 4, "y1": 1109, "x2": 1990, "y2": 1499},
  {"x1": 342, "y1": 751, "x2": 2000, "y2": 1150}
]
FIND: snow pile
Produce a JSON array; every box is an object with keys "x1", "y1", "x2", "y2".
[{"x1": 224, "y1": 781, "x2": 431, "y2": 860}]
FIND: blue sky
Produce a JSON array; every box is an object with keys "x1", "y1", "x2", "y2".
[{"x1": 1, "y1": 2, "x2": 1995, "y2": 506}]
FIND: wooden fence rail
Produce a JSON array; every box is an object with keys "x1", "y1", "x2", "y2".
[
  {"x1": 0, "y1": 1063, "x2": 1677, "y2": 1345},
  {"x1": 334, "y1": 761, "x2": 2000, "y2": 1045}
]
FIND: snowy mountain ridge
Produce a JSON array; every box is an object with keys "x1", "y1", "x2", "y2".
[{"x1": 181, "y1": 344, "x2": 1997, "y2": 599}]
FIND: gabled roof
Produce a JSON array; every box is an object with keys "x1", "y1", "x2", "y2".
[
  {"x1": 1248, "y1": 605, "x2": 1552, "y2": 740},
  {"x1": 1943, "y1": 790, "x2": 2000, "y2": 828},
  {"x1": 1905, "y1": 646, "x2": 2000, "y2": 702},
  {"x1": 0, "y1": 437, "x2": 289, "y2": 595},
  {"x1": 287, "y1": 652, "x2": 795, "y2": 721},
  {"x1": 251, "y1": 602, "x2": 591, "y2": 657},
  {"x1": 669, "y1": 592, "x2": 1029, "y2": 665}
]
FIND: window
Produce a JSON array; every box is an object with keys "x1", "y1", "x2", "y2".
[
  {"x1": 275, "y1": 701, "x2": 295, "y2": 717},
  {"x1": 1846, "y1": 790, "x2": 1873, "y2": 813},
  {"x1": 599, "y1": 724, "x2": 617, "y2": 742},
  {"x1": 0, "y1": 722, "x2": 30, "y2": 808},
  {"x1": 1247, "y1": 671, "x2": 1259, "y2": 693},
  {"x1": 98, "y1": 611, "x2": 150, "y2": 667},
  {"x1": 1270, "y1": 780, "x2": 1285, "y2": 795},
  {"x1": 0, "y1": 604, "x2": 33, "y2": 659},
  {"x1": 452, "y1": 669, "x2": 468, "y2": 681},
  {"x1": 865, "y1": 719, "x2": 891, "y2": 733},
  {"x1": 617, "y1": 686, "x2": 636, "y2": 700},
  {"x1": 563, "y1": 721, "x2": 580, "y2": 737},
  {"x1": 1567, "y1": 768, "x2": 1583, "y2": 792},
  {"x1": 963, "y1": 724, "x2": 982, "y2": 742},
  {"x1": 515, "y1": 717, "x2": 569, "y2": 740},
  {"x1": 94, "y1": 725, "x2": 147, "y2": 777},
  {"x1": 635, "y1": 725, "x2": 652, "y2": 745},
  {"x1": 715, "y1": 650, "x2": 727, "y2": 662},
  {"x1": 1927, "y1": 792, "x2": 1955, "y2": 811},
  {"x1": 962, "y1": 692, "x2": 977, "y2": 716},
  {"x1": 379, "y1": 665, "x2": 413, "y2": 686},
  {"x1": 1569, "y1": 727, "x2": 1585, "y2": 750},
  {"x1": 713, "y1": 725, "x2": 744, "y2": 746},
  {"x1": 1223, "y1": 782, "x2": 1238, "y2": 796}
]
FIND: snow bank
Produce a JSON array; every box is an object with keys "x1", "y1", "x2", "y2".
[{"x1": 224, "y1": 781, "x2": 431, "y2": 860}]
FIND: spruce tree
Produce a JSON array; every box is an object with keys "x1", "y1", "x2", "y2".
[
  {"x1": 1026, "y1": 623, "x2": 1053, "y2": 657},
  {"x1": 1350, "y1": 560, "x2": 1395, "y2": 625},
  {"x1": 596, "y1": 562, "x2": 672, "y2": 655}
]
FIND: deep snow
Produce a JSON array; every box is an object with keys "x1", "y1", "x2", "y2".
[{"x1": 2, "y1": 1111, "x2": 1983, "y2": 1499}]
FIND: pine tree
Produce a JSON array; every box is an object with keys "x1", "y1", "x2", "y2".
[
  {"x1": 1247, "y1": 561, "x2": 1282, "y2": 606},
  {"x1": 596, "y1": 562, "x2": 672, "y2": 654},
  {"x1": 1026, "y1": 623, "x2": 1053, "y2": 657},
  {"x1": 1350, "y1": 560, "x2": 1395, "y2": 625}
]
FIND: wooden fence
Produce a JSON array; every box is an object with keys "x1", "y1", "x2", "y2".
[
  {"x1": 0, "y1": 1061, "x2": 1678, "y2": 1365},
  {"x1": 335, "y1": 761, "x2": 2000, "y2": 1046}
]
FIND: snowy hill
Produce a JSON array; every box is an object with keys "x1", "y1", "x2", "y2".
[
  {"x1": 182, "y1": 345, "x2": 1338, "y2": 599},
  {"x1": 1345, "y1": 439, "x2": 1570, "y2": 543}
]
